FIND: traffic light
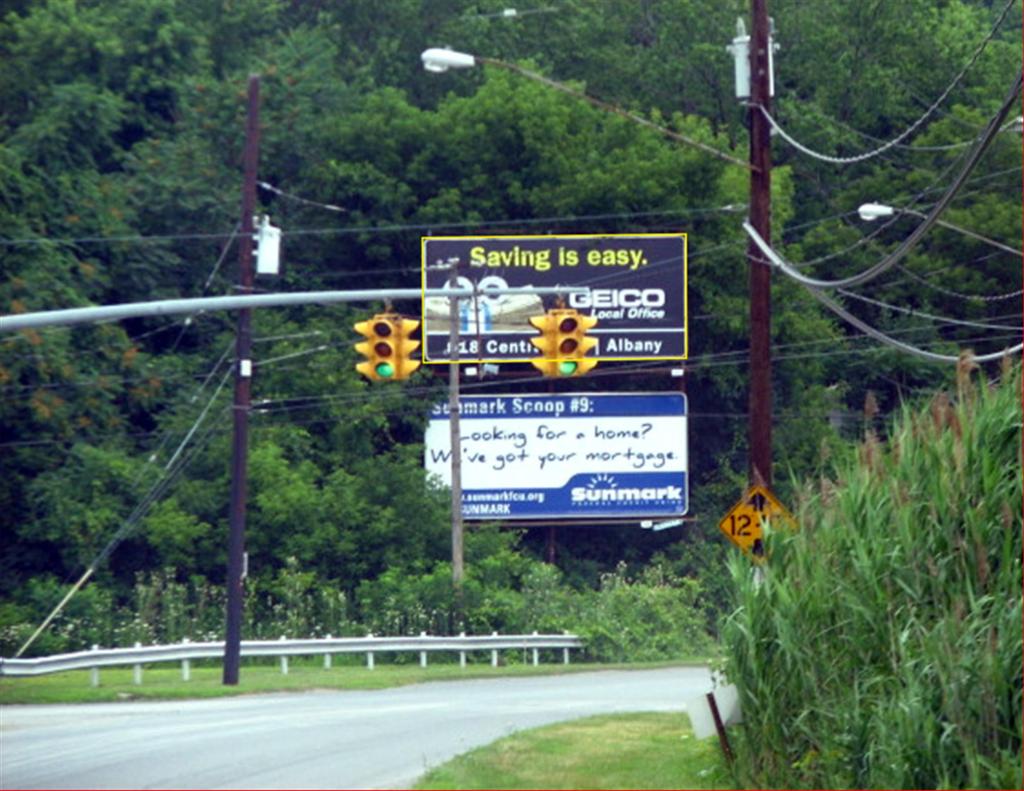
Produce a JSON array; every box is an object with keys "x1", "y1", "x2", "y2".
[
  {"x1": 354, "y1": 313, "x2": 421, "y2": 381},
  {"x1": 529, "y1": 308, "x2": 598, "y2": 377}
]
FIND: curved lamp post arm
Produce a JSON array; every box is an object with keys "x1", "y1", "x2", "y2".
[{"x1": 421, "y1": 48, "x2": 751, "y2": 170}]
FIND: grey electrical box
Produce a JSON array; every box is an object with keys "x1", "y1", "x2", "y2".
[{"x1": 256, "y1": 215, "x2": 281, "y2": 275}]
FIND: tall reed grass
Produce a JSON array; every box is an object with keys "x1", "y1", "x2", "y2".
[{"x1": 722, "y1": 362, "x2": 1022, "y2": 789}]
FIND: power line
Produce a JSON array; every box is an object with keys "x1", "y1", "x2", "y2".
[
  {"x1": 805, "y1": 287, "x2": 1020, "y2": 364},
  {"x1": 891, "y1": 264, "x2": 1023, "y2": 302},
  {"x1": 461, "y1": 4, "x2": 564, "y2": 20},
  {"x1": 813, "y1": 110, "x2": 1023, "y2": 154},
  {"x1": 741, "y1": 67, "x2": 1024, "y2": 292},
  {"x1": 258, "y1": 181, "x2": 347, "y2": 213},
  {"x1": 0, "y1": 204, "x2": 743, "y2": 248},
  {"x1": 13, "y1": 385, "x2": 232, "y2": 657},
  {"x1": 747, "y1": 220, "x2": 1022, "y2": 362},
  {"x1": 251, "y1": 329, "x2": 1021, "y2": 423},
  {"x1": 9, "y1": 312, "x2": 1019, "y2": 451},
  {"x1": 835, "y1": 290, "x2": 1021, "y2": 330},
  {"x1": 757, "y1": 0, "x2": 1017, "y2": 165}
]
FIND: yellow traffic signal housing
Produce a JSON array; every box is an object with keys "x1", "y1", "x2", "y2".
[
  {"x1": 391, "y1": 316, "x2": 421, "y2": 380},
  {"x1": 529, "y1": 308, "x2": 598, "y2": 377},
  {"x1": 528, "y1": 311, "x2": 560, "y2": 376},
  {"x1": 354, "y1": 313, "x2": 421, "y2": 381}
]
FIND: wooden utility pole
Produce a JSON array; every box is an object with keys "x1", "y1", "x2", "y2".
[
  {"x1": 748, "y1": 0, "x2": 773, "y2": 487},
  {"x1": 224, "y1": 74, "x2": 260, "y2": 685}
]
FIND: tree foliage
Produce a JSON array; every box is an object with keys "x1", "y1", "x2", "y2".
[{"x1": 0, "y1": 0, "x2": 1018, "y2": 656}]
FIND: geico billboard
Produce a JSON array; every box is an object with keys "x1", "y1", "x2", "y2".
[{"x1": 421, "y1": 234, "x2": 687, "y2": 363}]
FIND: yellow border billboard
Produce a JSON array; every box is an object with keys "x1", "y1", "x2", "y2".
[{"x1": 421, "y1": 233, "x2": 688, "y2": 364}]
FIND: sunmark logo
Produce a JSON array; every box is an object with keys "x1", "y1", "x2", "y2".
[{"x1": 570, "y1": 474, "x2": 683, "y2": 504}]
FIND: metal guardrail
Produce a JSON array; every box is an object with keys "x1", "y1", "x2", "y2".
[{"x1": 0, "y1": 632, "x2": 583, "y2": 686}]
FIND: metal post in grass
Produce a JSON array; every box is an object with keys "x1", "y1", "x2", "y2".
[
  {"x1": 706, "y1": 692, "x2": 734, "y2": 762},
  {"x1": 279, "y1": 636, "x2": 288, "y2": 675},
  {"x1": 182, "y1": 638, "x2": 191, "y2": 681},
  {"x1": 420, "y1": 632, "x2": 428, "y2": 668},
  {"x1": 532, "y1": 631, "x2": 539, "y2": 666},
  {"x1": 324, "y1": 634, "x2": 332, "y2": 669},
  {"x1": 133, "y1": 642, "x2": 142, "y2": 685},
  {"x1": 90, "y1": 644, "x2": 100, "y2": 688},
  {"x1": 459, "y1": 631, "x2": 466, "y2": 668},
  {"x1": 366, "y1": 634, "x2": 375, "y2": 670},
  {"x1": 491, "y1": 631, "x2": 499, "y2": 667}
]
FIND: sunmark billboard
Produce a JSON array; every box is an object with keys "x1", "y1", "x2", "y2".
[
  {"x1": 421, "y1": 234, "x2": 687, "y2": 363},
  {"x1": 424, "y1": 393, "x2": 688, "y2": 520}
]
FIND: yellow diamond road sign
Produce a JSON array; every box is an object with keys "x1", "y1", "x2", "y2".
[{"x1": 718, "y1": 484, "x2": 796, "y2": 556}]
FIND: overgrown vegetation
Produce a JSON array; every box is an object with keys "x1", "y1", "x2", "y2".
[
  {"x1": 1, "y1": 529, "x2": 712, "y2": 663},
  {"x1": 721, "y1": 361, "x2": 1023, "y2": 789}
]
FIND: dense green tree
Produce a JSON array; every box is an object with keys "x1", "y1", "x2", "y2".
[{"x1": 0, "y1": 0, "x2": 1018, "y2": 648}]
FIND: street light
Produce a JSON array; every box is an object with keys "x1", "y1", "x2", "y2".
[
  {"x1": 421, "y1": 48, "x2": 476, "y2": 73},
  {"x1": 858, "y1": 202, "x2": 1021, "y2": 257}
]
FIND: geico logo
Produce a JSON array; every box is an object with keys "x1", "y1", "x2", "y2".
[{"x1": 569, "y1": 289, "x2": 666, "y2": 308}]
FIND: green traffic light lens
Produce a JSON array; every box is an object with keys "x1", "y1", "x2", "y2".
[
  {"x1": 558, "y1": 361, "x2": 578, "y2": 376},
  {"x1": 376, "y1": 362, "x2": 395, "y2": 378}
]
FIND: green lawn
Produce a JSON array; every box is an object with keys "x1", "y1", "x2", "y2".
[
  {"x1": 414, "y1": 711, "x2": 735, "y2": 790},
  {"x1": 0, "y1": 657, "x2": 711, "y2": 705}
]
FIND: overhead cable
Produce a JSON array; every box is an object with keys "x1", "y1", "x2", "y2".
[
  {"x1": 0, "y1": 204, "x2": 743, "y2": 248},
  {"x1": 755, "y1": 0, "x2": 1017, "y2": 165},
  {"x1": 821, "y1": 112, "x2": 1023, "y2": 154},
  {"x1": 258, "y1": 181, "x2": 347, "y2": 213},
  {"x1": 476, "y1": 55, "x2": 751, "y2": 169},
  {"x1": 742, "y1": 68, "x2": 1023, "y2": 290},
  {"x1": 803, "y1": 287, "x2": 1020, "y2": 364},
  {"x1": 835, "y1": 290, "x2": 1023, "y2": 331},
  {"x1": 892, "y1": 264, "x2": 1023, "y2": 302},
  {"x1": 14, "y1": 376, "x2": 231, "y2": 657}
]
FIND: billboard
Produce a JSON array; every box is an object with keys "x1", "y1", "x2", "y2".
[
  {"x1": 424, "y1": 393, "x2": 687, "y2": 520},
  {"x1": 421, "y1": 234, "x2": 687, "y2": 363}
]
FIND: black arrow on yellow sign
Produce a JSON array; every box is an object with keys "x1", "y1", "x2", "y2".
[{"x1": 747, "y1": 491, "x2": 767, "y2": 511}]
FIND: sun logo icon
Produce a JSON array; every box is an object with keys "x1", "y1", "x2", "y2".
[{"x1": 588, "y1": 473, "x2": 617, "y2": 490}]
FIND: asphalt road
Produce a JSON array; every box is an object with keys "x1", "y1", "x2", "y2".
[{"x1": 0, "y1": 666, "x2": 711, "y2": 789}]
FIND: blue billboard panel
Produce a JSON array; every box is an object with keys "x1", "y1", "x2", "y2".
[{"x1": 424, "y1": 393, "x2": 687, "y2": 520}]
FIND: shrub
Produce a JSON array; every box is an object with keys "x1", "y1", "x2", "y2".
[
  {"x1": 721, "y1": 364, "x2": 1023, "y2": 789},
  {"x1": 574, "y1": 562, "x2": 711, "y2": 662}
]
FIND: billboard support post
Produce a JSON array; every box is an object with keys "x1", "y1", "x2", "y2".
[{"x1": 445, "y1": 260, "x2": 465, "y2": 602}]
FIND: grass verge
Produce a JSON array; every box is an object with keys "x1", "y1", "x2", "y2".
[
  {"x1": 414, "y1": 711, "x2": 734, "y2": 790},
  {"x1": 0, "y1": 657, "x2": 712, "y2": 705}
]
